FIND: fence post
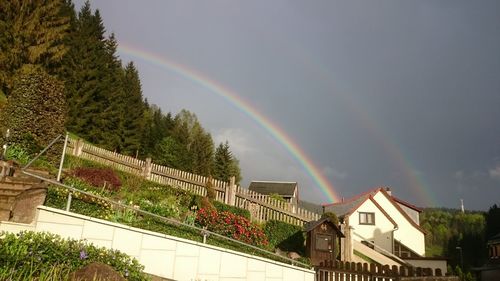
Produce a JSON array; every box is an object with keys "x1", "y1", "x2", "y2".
[
  {"x1": 142, "y1": 158, "x2": 152, "y2": 180},
  {"x1": 72, "y1": 138, "x2": 84, "y2": 156},
  {"x1": 225, "y1": 176, "x2": 236, "y2": 206}
]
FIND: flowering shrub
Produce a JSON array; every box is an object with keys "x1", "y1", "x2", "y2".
[
  {"x1": 71, "y1": 167, "x2": 122, "y2": 191},
  {"x1": 0, "y1": 231, "x2": 149, "y2": 280},
  {"x1": 45, "y1": 185, "x2": 112, "y2": 220},
  {"x1": 196, "y1": 208, "x2": 268, "y2": 247}
]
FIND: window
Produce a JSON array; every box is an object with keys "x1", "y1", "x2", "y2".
[
  {"x1": 315, "y1": 234, "x2": 332, "y2": 251},
  {"x1": 359, "y1": 212, "x2": 375, "y2": 225}
]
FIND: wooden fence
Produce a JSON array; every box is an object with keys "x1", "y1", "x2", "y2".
[
  {"x1": 316, "y1": 260, "x2": 453, "y2": 281},
  {"x1": 67, "y1": 137, "x2": 321, "y2": 226}
]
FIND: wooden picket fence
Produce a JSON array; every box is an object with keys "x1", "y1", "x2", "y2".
[
  {"x1": 66, "y1": 137, "x2": 321, "y2": 226},
  {"x1": 316, "y1": 260, "x2": 450, "y2": 281}
]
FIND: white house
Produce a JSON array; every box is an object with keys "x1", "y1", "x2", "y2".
[{"x1": 323, "y1": 187, "x2": 441, "y2": 269}]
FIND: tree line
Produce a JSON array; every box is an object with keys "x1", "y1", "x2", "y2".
[
  {"x1": 421, "y1": 204, "x2": 500, "y2": 271},
  {"x1": 0, "y1": 0, "x2": 241, "y2": 183}
]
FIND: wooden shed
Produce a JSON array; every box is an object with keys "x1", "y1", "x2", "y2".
[{"x1": 305, "y1": 217, "x2": 344, "y2": 266}]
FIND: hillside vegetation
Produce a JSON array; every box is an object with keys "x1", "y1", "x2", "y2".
[
  {"x1": 0, "y1": 0, "x2": 241, "y2": 184},
  {"x1": 421, "y1": 207, "x2": 500, "y2": 270}
]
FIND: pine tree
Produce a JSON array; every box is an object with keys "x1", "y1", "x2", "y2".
[
  {"x1": 213, "y1": 141, "x2": 242, "y2": 184},
  {"x1": 189, "y1": 123, "x2": 214, "y2": 175},
  {"x1": 120, "y1": 62, "x2": 145, "y2": 156},
  {"x1": 0, "y1": 0, "x2": 70, "y2": 95},
  {"x1": 61, "y1": 2, "x2": 125, "y2": 149}
]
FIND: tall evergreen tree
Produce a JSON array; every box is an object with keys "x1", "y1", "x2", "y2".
[
  {"x1": 213, "y1": 141, "x2": 242, "y2": 184},
  {"x1": 61, "y1": 2, "x2": 125, "y2": 149},
  {"x1": 120, "y1": 62, "x2": 145, "y2": 155},
  {"x1": 0, "y1": 0, "x2": 70, "y2": 95},
  {"x1": 189, "y1": 123, "x2": 214, "y2": 175}
]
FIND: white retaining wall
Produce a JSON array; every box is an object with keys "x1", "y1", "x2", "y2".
[{"x1": 0, "y1": 206, "x2": 314, "y2": 281}]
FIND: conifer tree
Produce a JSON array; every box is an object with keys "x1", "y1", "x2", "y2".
[
  {"x1": 213, "y1": 141, "x2": 242, "y2": 184},
  {"x1": 120, "y1": 62, "x2": 145, "y2": 156},
  {"x1": 0, "y1": 0, "x2": 70, "y2": 95}
]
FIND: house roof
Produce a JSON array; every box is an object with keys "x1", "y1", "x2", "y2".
[
  {"x1": 304, "y1": 217, "x2": 345, "y2": 237},
  {"x1": 322, "y1": 187, "x2": 381, "y2": 218},
  {"x1": 392, "y1": 196, "x2": 423, "y2": 212},
  {"x1": 248, "y1": 181, "x2": 298, "y2": 197},
  {"x1": 322, "y1": 187, "x2": 426, "y2": 234}
]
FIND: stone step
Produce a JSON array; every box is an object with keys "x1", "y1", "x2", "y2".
[
  {"x1": 14, "y1": 168, "x2": 50, "y2": 177},
  {"x1": 0, "y1": 181, "x2": 35, "y2": 190},
  {"x1": 2, "y1": 176, "x2": 44, "y2": 185}
]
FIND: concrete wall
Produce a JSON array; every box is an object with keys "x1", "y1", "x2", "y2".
[
  {"x1": 0, "y1": 206, "x2": 315, "y2": 281},
  {"x1": 373, "y1": 192, "x2": 425, "y2": 256}
]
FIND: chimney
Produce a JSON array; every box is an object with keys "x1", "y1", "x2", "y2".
[{"x1": 385, "y1": 187, "x2": 392, "y2": 196}]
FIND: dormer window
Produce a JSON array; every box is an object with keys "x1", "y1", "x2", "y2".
[{"x1": 359, "y1": 212, "x2": 375, "y2": 225}]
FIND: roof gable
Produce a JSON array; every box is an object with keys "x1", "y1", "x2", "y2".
[
  {"x1": 304, "y1": 217, "x2": 345, "y2": 237},
  {"x1": 323, "y1": 187, "x2": 425, "y2": 234},
  {"x1": 376, "y1": 189, "x2": 426, "y2": 235},
  {"x1": 248, "y1": 181, "x2": 298, "y2": 196}
]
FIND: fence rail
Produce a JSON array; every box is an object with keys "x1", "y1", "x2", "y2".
[
  {"x1": 316, "y1": 260, "x2": 447, "y2": 281},
  {"x1": 67, "y1": 137, "x2": 321, "y2": 226}
]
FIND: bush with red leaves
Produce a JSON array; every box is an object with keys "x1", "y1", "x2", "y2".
[
  {"x1": 71, "y1": 167, "x2": 122, "y2": 192},
  {"x1": 196, "y1": 208, "x2": 268, "y2": 247}
]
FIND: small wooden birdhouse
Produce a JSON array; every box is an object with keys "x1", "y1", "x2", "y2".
[{"x1": 305, "y1": 217, "x2": 344, "y2": 266}]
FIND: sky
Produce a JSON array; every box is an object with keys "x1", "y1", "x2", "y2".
[{"x1": 75, "y1": 0, "x2": 500, "y2": 210}]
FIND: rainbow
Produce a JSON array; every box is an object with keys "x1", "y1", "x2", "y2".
[
  {"x1": 294, "y1": 50, "x2": 437, "y2": 207},
  {"x1": 117, "y1": 44, "x2": 341, "y2": 203}
]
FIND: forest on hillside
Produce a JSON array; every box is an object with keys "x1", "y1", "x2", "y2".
[
  {"x1": 0, "y1": 0, "x2": 241, "y2": 184},
  {"x1": 421, "y1": 204, "x2": 500, "y2": 270}
]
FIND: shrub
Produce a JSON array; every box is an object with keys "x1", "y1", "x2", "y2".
[
  {"x1": 264, "y1": 220, "x2": 305, "y2": 255},
  {"x1": 139, "y1": 195, "x2": 181, "y2": 219},
  {"x1": 45, "y1": 185, "x2": 112, "y2": 220},
  {"x1": 0, "y1": 68, "x2": 66, "y2": 160},
  {"x1": 196, "y1": 208, "x2": 268, "y2": 247},
  {"x1": 71, "y1": 167, "x2": 122, "y2": 191},
  {"x1": 205, "y1": 176, "x2": 216, "y2": 200},
  {"x1": 321, "y1": 212, "x2": 339, "y2": 225},
  {"x1": 213, "y1": 200, "x2": 251, "y2": 219},
  {"x1": 0, "y1": 231, "x2": 149, "y2": 281}
]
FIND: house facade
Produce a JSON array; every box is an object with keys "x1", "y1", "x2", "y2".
[{"x1": 323, "y1": 187, "x2": 426, "y2": 261}]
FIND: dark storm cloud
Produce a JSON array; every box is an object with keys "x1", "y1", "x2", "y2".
[{"x1": 76, "y1": 0, "x2": 500, "y2": 210}]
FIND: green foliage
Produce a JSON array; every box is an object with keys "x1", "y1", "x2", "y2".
[
  {"x1": 4, "y1": 144, "x2": 31, "y2": 165},
  {"x1": 205, "y1": 176, "x2": 216, "y2": 200},
  {"x1": 269, "y1": 193, "x2": 285, "y2": 202},
  {"x1": 119, "y1": 62, "x2": 146, "y2": 156},
  {"x1": 139, "y1": 196, "x2": 181, "y2": 219},
  {"x1": 0, "y1": 231, "x2": 149, "y2": 281},
  {"x1": 485, "y1": 204, "x2": 500, "y2": 240},
  {"x1": 0, "y1": 90, "x2": 6, "y2": 107},
  {"x1": 212, "y1": 200, "x2": 250, "y2": 219},
  {"x1": 421, "y1": 208, "x2": 486, "y2": 270},
  {"x1": 213, "y1": 141, "x2": 242, "y2": 184},
  {"x1": 264, "y1": 220, "x2": 305, "y2": 255},
  {"x1": 45, "y1": 185, "x2": 112, "y2": 220},
  {"x1": 321, "y1": 212, "x2": 339, "y2": 225},
  {"x1": 0, "y1": 68, "x2": 66, "y2": 160},
  {"x1": 0, "y1": 0, "x2": 70, "y2": 95}
]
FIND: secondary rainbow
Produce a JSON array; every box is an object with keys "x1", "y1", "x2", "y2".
[{"x1": 117, "y1": 44, "x2": 341, "y2": 203}]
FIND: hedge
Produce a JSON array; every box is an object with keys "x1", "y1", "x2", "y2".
[{"x1": 264, "y1": 220, "x2": 305, "y2": 255}]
